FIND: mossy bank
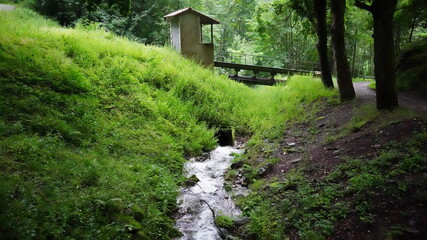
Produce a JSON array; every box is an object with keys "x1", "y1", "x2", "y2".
[{"x1": 0, "y1": 7, "x2": 335, "y2": 239}]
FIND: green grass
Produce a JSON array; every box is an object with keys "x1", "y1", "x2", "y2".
[
  {"x1": 215, "y1": 215, "x2": 235, "y2": 228},
  {"x1": 0, "y1": 8, "x2": 336, "y2": 239},
  {"x1": 352, "y1": 77, "x2": 374, "y2": 83},
  {"x1": 368, "y1": 81, "x2": 376, "y2": 90},
  {"x1": 323, "y1": 104, "x2": 419, "y2": 145}
]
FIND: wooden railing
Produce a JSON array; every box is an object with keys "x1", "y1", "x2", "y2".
[
  {"x1": 214, "y1": 61, "x2": 319, "y2": 85},
  {"x1": 215, "y1": 51, "x2": 320, "y2": 72}
]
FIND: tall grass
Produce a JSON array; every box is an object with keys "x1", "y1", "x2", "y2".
[{"x1": 0, "y1": 8, "x2": 336, "y2": 239}]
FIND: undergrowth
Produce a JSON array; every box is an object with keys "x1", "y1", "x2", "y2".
[
  {"x1": 239, "y1": 131, "x2": 427, "y2": 240},
  {"x1": 0, "y1": 8, "x2": 335, "y2": 239}
]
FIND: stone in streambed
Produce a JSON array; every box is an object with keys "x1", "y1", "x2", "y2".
[
  {"x1": 258, "y1": 164, "x2": 272, "y2": 176},
  {"x1": 231, "y1": 160, "x2": 244, "y2": 169},
  {"x1": 183, "y1": 174, "x2": 199, "y2": 187}
]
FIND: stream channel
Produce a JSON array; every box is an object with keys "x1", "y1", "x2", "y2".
[{"x1": 174, "y1": 145, "x2": 247, "y2": 239}]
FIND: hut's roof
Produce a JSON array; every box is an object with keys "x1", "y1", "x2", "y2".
[{"x1": 164, "y1": 7, "x2": 220, "y2": 24}]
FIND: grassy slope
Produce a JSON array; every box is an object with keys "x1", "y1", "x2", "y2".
[{"x1": 0, "y1": 8, "x2": 335, "y2": 240}]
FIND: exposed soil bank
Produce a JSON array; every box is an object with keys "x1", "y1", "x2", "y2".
[{"x1": 230, "y1": 83, "x2": 427, "y2": 239}]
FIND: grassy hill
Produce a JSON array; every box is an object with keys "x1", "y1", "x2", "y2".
[{"x1": 0, "y1": 7, "x2": 335, "y2": 239}]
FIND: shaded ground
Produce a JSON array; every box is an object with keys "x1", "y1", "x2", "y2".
[
  {"x1": 354, "y1": 81, "x2": 427, "y2": 115},
  {"x1": 250, "y1": 82, "x2": 427, "y2": 239},
  {"x1": 270, "y1": 82, "x2": 426, "y2": 181}
]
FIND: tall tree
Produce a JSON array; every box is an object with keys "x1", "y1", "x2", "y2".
[
  {"x1": 331, "y1": 0, "x2": 355, "y2": 101},
  {"x1": 314, "y1": 0, "x2": 335, "y2": 88},
  {"x1": 355, "y1": 0, "x2": 399, "y2": 109},
  {"x1": 289, "y1": 0, "x2": 334, "y2": 88}
]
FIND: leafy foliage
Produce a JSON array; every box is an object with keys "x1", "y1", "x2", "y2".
[{"x1": 396, "y1": 37, "x2": 427, "y2": 95}]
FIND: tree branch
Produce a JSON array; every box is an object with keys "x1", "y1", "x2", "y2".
[
  {"x1": 201, "y1": 200, "x2": 226, "y2": 239},
  {"x1": 355, "y1": 0, "x2": 372, "y2": 12}
]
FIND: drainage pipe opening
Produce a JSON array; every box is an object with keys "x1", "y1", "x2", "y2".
[{"x1": 215, "y1": 128, "x2": 234, "y2": 146}]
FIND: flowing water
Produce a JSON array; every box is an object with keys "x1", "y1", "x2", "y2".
[{"x1": 175, "y1": 146, "x2": 245, "y2": 240}]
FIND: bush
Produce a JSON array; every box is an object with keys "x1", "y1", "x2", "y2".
[{"x1": 396, "y1": 38, "x2": 427, "y2": 95}]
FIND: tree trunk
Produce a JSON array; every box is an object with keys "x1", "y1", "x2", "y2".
[
  {"x1": 408, "y1": 15, "x2": 417, "y2": 43},
  {"x1": 372, "y1": 0, "x2": 398, "y2": 109},
  {"x1": 331, "y1": 0, "x2": 355, "y2": 101},
  {"x1": 314, "y1": 0, "x2": 334, "y2": 88},
  {"x1": 351, "y1": 29, "x2": 358, "y2": 77}
]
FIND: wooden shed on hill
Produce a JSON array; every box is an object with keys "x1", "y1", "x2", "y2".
[{"x1": 164, "y1": 8, "x2": 220, "y2": 67}]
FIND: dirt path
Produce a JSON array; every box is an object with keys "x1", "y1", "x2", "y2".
[
  {"x1": 353, "y1": 81, "x2": 427, "y2": 115},
  {"x1": 0, "y1": 4, "x2": 16, "y2": 11}
]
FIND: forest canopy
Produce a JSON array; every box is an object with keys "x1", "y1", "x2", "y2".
[{"x1": 7, "y1": 0, "x2": 422, "y2": 80}]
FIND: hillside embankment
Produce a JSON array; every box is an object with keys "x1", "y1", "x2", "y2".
[
  {"x1": 0, "y1": 7, "x2": 335, "y2": 239},
  {"x1": 228, "y1": 82, "x2": 426, "y2": 240}
]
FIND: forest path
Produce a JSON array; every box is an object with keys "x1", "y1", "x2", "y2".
[
  {"x1": 0, "y1": 4, "x2": 16, "y2": 11},
  {"x1": 353, "y1": 81, "x2": 427, "y2": 116}
]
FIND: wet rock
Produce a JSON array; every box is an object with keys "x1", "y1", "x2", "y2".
[
  {"x1": 194, "y1": 152, "x2": 210, "y2": 162},
  {"x1": 291, "y1": 157, "x2": 302, "y2": 163},
  {"x1": 239, "y1": 176, "x2": 250, "y2": 187},
  {"x1": 233, "y1": 217, "x2": 249, "y2": 226},
  {"x1": 231, "y1": 161, "x2": 244, "y2": 169},
  {"x1": 257, "y1": 164, "x2": 272, "y2": 176},
  {"x1": 183, "y1": 174, "x2": 199, "y2": 187}
]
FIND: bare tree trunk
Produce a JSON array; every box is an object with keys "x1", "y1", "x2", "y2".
[
  {"x1": 314, "y1": 0, "x2": 334, "y2": 88},
  {"x1": 331, "y1": 0, "x2": 355, "y2": 101},
  {"x1": 351, "y1": 29, "x2": 358, "y2": 77},
  {"x1": 409, "y1": 15, "x2": 417, "y2": 43},
  {"x1": 355, "y1": 0, "x2": 398, "y2": 110},
  {"x1": 351, "y1": 42, "x2": 357, "y2": 77},
  {"x1": 372, "y1": 0, "x2": 399, "y2": 109}
]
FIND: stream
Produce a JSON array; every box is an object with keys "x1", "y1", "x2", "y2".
[{"x1": 174, "y1": 145, "x2": 246, "y2": 239}]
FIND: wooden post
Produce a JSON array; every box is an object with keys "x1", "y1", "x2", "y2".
[
  {"x1": 270, "y1": 72, "x2": 277, "y2": 80},
  {"x1": 233, "y1": 68, "x2": 239, "y2": 77},
  {"x1": 210, "y1": 24, "x2": 213, "y2": 44}
]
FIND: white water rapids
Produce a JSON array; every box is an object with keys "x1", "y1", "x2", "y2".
[{"x1": 174, "y1": 146, "x2": 244, "y2": 240}]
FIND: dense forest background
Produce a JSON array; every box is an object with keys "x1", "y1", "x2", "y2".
[{"x1": 9, "y1": 0, "x2": 427, "y2": 78}]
